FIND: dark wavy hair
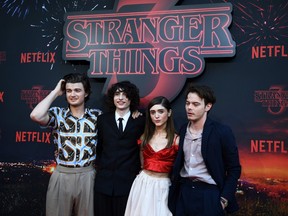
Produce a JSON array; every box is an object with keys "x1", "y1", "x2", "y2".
[
  {"x1": 61, "y1": 73, "x2": 91, "y2": 102},
  {"x1": 142, "y1": 96, "x2": 175, "y2": 149},
  {"x1": 106, "y1": 81, "x2": 140, "y2": 112},
  {"x1": 185, "y1": 84, "x2": 216, "y2": 106}
]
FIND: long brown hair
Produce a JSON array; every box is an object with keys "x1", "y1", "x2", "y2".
[{"x1": 141, "y1": 96, "x2": 175, "y2": 149}]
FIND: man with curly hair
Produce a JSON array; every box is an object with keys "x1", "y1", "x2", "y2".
[{"x1": 94, "y1": 81, "x2": 145, "y2": 216}]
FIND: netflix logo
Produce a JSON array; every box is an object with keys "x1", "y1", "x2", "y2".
[
  {"x1": 20, "y1": 52, "x2": 56, "y2": 64},
  {"x1": 0, "y1": 91, "x2": 4, "y2": 103},
  {"x1": 252, "y1": 45, "x2": 288, "y2": 59},
  {"x1": 250, "y1": 139, "x2": 287, "y2": 154},
  {"x1": 15, "y1": 131, "x2": 51, "y2": 144}
]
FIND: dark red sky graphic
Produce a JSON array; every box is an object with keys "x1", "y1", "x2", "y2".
[{"x1": 240, "y1": 149, "x2": 288, "y2": 179}]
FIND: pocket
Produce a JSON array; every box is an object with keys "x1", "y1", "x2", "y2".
[
  {"x1": 203, "y1": 187, "x2": 225, "y2": 215},
  {"x1": 217, "y1": 200, "x2": 225, "y2": 215}
]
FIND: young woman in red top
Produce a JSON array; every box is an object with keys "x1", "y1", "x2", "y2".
[{"x1": 125, "y1": 96, "x2": 179, "y2": 216}]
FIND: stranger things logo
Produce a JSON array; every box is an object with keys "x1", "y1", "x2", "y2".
[
  {"x1": 62, "y1": 0, "x2": 236, "y2": 105},
  {"x1": 254, "y1": 85, "x2": 288, "y2": 115}
]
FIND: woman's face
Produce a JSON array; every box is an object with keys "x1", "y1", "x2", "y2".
[{"x1": 149, "y1": 104, "x2": 170, "y2": 128}]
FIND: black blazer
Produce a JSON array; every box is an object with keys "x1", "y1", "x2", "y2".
[
  {"x1": 168, "y1": 117, "x2": 241, "y2": 213},
  {"x1": 94, "y1": 112, "x2": 145, "y2": 196}
]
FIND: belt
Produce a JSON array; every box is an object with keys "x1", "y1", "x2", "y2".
[
  {"x1": 180, "y1": 177, "x2": 217, "y2": 189},
  {"x1": 56, "y1": 164, "x2": 94, "y2": 173},
  {"x1": 58, "y1": 162, "x2": 93, "y2": 168}
]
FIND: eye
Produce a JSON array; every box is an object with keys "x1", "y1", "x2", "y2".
[{"x1": 158, "y1": 110, "x2": 164, "y2": 114}]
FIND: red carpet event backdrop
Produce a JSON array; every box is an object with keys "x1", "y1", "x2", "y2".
[{"x1": 0, "y1": 0, "x2": 287, "y2": 215}]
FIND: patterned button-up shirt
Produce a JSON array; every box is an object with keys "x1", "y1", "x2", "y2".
[{"x1": 44, "y1": 107, "x2": 102, "y2": 167}]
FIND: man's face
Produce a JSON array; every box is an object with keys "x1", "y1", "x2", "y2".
[
  {"x1": 113, "y1": 89, "x2": 131, "y2": 112},
  {"x1": 65, "y1": 82, "x2": 87, "y2": 107},
  {"x1": 185, "y1": 92, "x2": 212, "y2": 122}
]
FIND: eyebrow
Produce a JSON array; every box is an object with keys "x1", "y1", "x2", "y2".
[
  {"x1": 115, "y1": 88, "x2": 125, "y2": 92},
  {"x1": 150, "y1": 108, "x2": 165, "y2": 111}
]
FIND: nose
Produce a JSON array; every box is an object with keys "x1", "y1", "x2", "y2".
[
  {"x1": 188, "y1": 103, "x2": 194, "y2": 109},
  {"x1": 118, "y1": 92, "x2": 126, "y2": 100},
  {"x1": 155, "y1": 112, "x2": 160, "y2": 118}
]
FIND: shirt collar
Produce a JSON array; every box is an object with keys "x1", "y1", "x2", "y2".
[
  {"x1": 115, "y1": 110, "x2": 131, "y2": 122},
  {"x1": 66, "y1": 107, "x2": 89, "y2": 119}
]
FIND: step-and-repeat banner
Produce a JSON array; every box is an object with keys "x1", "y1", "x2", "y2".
[{"x1": 0, "y1": 0, "x2": 287, "y2": 215}]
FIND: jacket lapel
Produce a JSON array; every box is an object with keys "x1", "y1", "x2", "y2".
[{"x1": 201, "y1": 118, "x2": 213, "y2": 162}]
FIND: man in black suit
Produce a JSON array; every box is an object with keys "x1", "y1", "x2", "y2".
[
  {"x1": 94, "y1": 81, "x2": 145, "y2": 216},
  {"x1": 168, "y1": 84, "x2": 241, "y2": 216}
]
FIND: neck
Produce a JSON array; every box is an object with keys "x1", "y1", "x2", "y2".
[
  {"x1": 70, "y1": 105, "x2": 85, "y2": 118},
  {"x1": 189, "y1": 116, "x2": 206, "y2": 133},
  {"x1": 154, "y1": 125, "x2": 166, "y2": 136},
  {"x1": 116, "y1": 108, "x2": 130, "y2": 117}
]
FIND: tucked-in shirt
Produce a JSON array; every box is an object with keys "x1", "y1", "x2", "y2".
[
  {"x1": 44, "y1": 107, "x2": 102, "y2": 167},
  {"x1": 180, "y1": 125, "x2": 216, "y2": 185},
  {"x1": 142, "y1": 141, "x2": 178, "y2": 173}
]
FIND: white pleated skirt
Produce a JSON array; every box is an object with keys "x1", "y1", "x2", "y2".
[{"x1": 124, "y1": 170, "x2": 172, "y2": 216}]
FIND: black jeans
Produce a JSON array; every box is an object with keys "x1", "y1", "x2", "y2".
[{"x1": 175, "y1": 178, "x2": 225, "y2": 216}]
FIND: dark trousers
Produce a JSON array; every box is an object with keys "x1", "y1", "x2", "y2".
[
  {"x1": 175, "y1": 178, "x2": 225, "y2": 216},
  {"x1": 94, "y1": 192, "x2": 129, "y2": 216}
]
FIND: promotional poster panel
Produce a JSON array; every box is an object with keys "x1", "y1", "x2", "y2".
[{"x1": 0, "y1": 0, "x2": 287, "y2": 215}]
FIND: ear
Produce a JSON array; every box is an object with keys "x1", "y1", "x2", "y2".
[
  {"x1": 168, "y1": 109, "x2": 172, "y2": 117},
  {"x1": 205, "y1": 103, "x2": 212, "y2": 112}
]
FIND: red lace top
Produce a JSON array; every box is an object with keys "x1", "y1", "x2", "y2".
[{"x1": 142, "y1": 141, "x2": 178, "y2": 173}]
